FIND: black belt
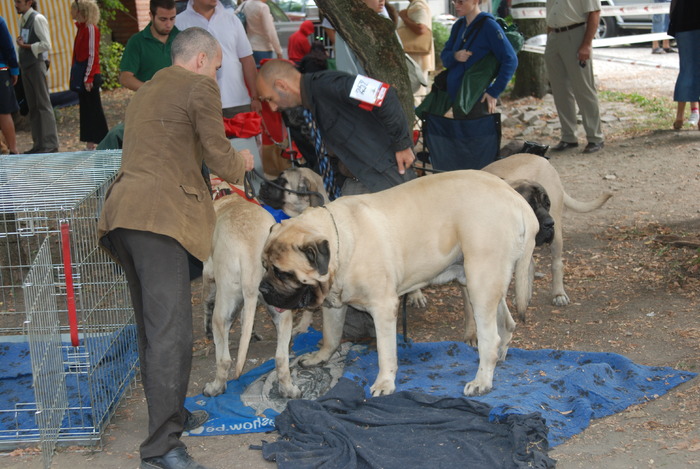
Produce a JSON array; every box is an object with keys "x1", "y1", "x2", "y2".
[{"x1": 552, "y1": 22, "x2": 585, "y2": 33}]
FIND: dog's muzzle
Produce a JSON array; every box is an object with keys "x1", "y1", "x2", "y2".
[
  {"x1": 259, "y1": 278, "x2": 316, "y2": 310},
  {"x1": 535, "y1": 214, "x2": 555, "y2": 246},
  {"x1": 258, "y1": 176, "x2": 287, "y2": 209}
]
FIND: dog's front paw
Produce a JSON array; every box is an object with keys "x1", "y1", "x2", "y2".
[
  {"x1": 406, "y1": 290, "x2": 428, "y2": 308},
  {"x1": 463, "y1": 379, "x2": 492, "y2": 397},
  {"x1": 464, "y1": 332, "x2": 478, "y2": 347},
  {"x1": 552, "y1": 293, "x2": 570, "y2": 307},
  {"x1": 298, "y1": 351, "x2": 327, "y2": 367},
  {"x1": 370, "y1": 379, "x2": 396, "y2": 397},
  {"x1": 278, "y1": 382, "x2": 302, "y2": 399},
  {"x1": 203, "y1": 381, "x2": 226, "y2": 398}
]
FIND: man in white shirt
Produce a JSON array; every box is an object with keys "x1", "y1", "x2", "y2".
[
  {"x1": 176, "y1": 0, "x2": 261, "y2": 117},
  {"x1": 14, "y1": 0, "x2": 59, "y2": 153}
]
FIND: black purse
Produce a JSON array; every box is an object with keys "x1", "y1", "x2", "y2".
[{"x1": 70, "y1": 60, "x2": 102, "y2": 92}]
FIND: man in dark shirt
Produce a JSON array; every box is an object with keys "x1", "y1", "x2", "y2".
[{"x1": 257, "y1": 59, "x2": 416, "y2": 196}]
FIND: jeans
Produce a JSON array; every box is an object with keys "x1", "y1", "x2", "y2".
[
  {"x1": 673, "y1": 29, "x2": 700, "y2": 102},
  {"x1": 253, "y1": 50, "x2": 274, "y2": 68},
  {"x1": 651, "y1": 0, "x2": 671, "y2": 34}
]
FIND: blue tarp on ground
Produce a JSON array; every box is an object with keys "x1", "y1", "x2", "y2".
[
  {"x1": 342, "y1": 341, "x2": 697, "y2": 447},
  {"x1": 185, "y1": 330, "x2": 695, "y2": 447}
]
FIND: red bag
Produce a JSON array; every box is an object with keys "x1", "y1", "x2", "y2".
[{"x1": 223, "y1": 112, "x2": 262, "y2": 139}]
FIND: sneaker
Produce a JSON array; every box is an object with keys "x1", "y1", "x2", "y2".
[
  {"x1": 652, "y1": 48, "x2": 665, "y2": 54},
  {"x1": 183, "y1": 409, "x2": 208, "y2": 431},
  {"x1": 689, "y1": 111, "x2": 699, "y2": 126}
]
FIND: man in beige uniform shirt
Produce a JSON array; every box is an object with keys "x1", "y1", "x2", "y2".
[
  {"x1": 98, "y1": 28, "x2": 253, "y2": 469},
  {"x1": 545, "y1": 0, "x2": 604, "y2": 154}
]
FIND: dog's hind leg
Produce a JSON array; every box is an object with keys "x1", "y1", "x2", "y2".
[
  {"x1": 496, "y1": 298, "x2": 516, "y2": 362},
  {"x1": 234, "y1": 288, "x2": 259, "y2": 380},
  {"x1": 203, "y1": 292, "x2": 240, "y2": 397},
  {"x1": 202, "y1": 260, "x2": 216, "y2": 341},
  {"x1": 460, "y1": 285, "x2": 477, "y2": 346},
  {"x1": 463, "y1": 259, "x2": 511, "y2": 397},
  {"x1": 549, "y1": 223, "x2": 570, "y2": 306},
  {"x1": 291, "y1": 309, "x2": 314, "y2": 337}
]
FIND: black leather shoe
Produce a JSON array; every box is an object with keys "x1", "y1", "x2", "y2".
[
  {"x1": 141, "y1": 447, "x2": 211, "y2": 469},
  {"x1": 551, "y1": 141, "x2": 579, "y2": 151},
  {"x1": 38, "y1": 148, "x2": 59, "y2": 153},
  {"x1": 183, "y1": 409, "x2": 208, "y2": 431},
  {"x1": 23, "y1": 147, "x2": 40, "y2": 154},
  {"x1": 583, "y1": 141, "x2": 604, "y2": 154}
]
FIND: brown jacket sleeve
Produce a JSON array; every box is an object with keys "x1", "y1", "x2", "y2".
[{"x1": 189, "y1": 75, "x2": 247, "y2": 185}]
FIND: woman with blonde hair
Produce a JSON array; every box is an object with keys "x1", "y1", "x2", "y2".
[{"x1": 70, "y1": 0, "x2": 108, "y2": 149}]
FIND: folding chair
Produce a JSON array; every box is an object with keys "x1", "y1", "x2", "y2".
[{"x1": 419, "y1": 112, "x2": 502, "y2": 172}]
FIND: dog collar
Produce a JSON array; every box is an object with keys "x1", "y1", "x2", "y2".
[{"x1": 322, "y1": 205, "x2": 340, "y2": 263}]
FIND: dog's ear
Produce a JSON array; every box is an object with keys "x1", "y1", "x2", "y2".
[
  {"x1": 302, "y1": 176, "x2": 326, "y2": 208},
  {"x1": 537, "y1": 186, "x2": 551, "y2": 211},
  {"x1": 301, "y1": 240, "x2": 330, "y2": 275}
]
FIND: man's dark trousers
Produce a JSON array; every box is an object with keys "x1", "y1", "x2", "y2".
[{"x1": 106, "y1": 228, "x2": 195, "y2": 459}]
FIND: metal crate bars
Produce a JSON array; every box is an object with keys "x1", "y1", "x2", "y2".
[{"x1": 0, "y1": 151, "x2": 138, "y2": 465}]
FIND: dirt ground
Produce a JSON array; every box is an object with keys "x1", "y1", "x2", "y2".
[{"x1": 2, "y1": 45, "x2": 699, "y2": 468}]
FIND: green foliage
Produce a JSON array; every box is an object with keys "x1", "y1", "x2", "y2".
[
  {"x1": 98, "y1": 0, "x2": 128, "y2": 25},
  {"x1": 96, "y1": 0, "x2": 127, "y2": 90},
  {"x1": 100, "y1": 41, "x2": 124, "y2": 90},
  {"x1": 432, "y1": 20, "x2": 450, "y2": 70}
]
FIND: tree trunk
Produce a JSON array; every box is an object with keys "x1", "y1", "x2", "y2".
[
  {"x1": 511, "y1": 3, "x2": 548, "y2": 99},
  {"x1": 315, "y1": 0, "x2": 414, "y2": 127}
]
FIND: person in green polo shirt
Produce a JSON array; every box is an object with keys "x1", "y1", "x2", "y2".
[
  {"x1": 98, "y1": 0, "x2": 179, "y2": 150},
  {"x1": 119, "y1": 0, "x2": 179, "y2": 91}
]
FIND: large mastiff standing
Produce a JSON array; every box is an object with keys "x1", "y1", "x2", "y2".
[{"x1": 260, "y1": 170, "x2": 539, "y2": 397}]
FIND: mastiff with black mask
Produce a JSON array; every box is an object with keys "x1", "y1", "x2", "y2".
[
  {"x1": 259, "y1": 170, "x2": 539, "y2": 398},
  {"x1": 483, "y1": 154, "x2": 612, "y2": 306},
  {"x1": 258, "y1": 167, "x2": 330, "y2": 217}
]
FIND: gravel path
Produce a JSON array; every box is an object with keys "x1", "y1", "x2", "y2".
[{"x1": 592, "y1": 44, "x2": 679, "y2": 98}]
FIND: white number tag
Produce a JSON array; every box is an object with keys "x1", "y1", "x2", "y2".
[{"x1": 350, "y1": 75, "x2": 390, "y2": 109}]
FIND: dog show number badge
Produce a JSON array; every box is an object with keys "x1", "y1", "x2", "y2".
[{"x1": 350, "y1": 75, "x2": 390, "y2": 111}]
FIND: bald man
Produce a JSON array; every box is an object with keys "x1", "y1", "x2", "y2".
[{"x1": 257, "y1": 59, "x2": 416, "y2": 196}]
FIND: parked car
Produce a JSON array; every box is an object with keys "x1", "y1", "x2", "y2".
[
  {"x1": 598, "y1": 0, "x2": 654, "y2": 39},
  {"x1": 273, "y1": 0, "x2": 319, "y2": 22}
]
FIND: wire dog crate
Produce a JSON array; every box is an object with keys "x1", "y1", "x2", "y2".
[{"x1": 0, "y1": 152, "x2": 138, "y2": 467}]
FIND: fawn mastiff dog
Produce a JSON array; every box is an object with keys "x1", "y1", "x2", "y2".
[
  {"x1": 259, "y1": 170, "x2": 539, "y2": 397},
  {"x1": 201, "y1": 194, "x2": 302, "y2": 398},
  {"x1": 483, "y1": 154, "x2": 613, "y2": 306}
]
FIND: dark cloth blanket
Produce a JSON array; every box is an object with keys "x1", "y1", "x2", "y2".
[{"x1": 259, "y1": 377, "x2": 556, "y2": 469}]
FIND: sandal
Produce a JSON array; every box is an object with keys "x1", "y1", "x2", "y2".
[{"x1": 673, "y1": 119, "x2": 683, "y2": 130}]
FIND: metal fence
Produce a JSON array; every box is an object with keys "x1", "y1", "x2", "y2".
[{"x1": 0, "y1": 151, "x2": 138, "y2": 468}]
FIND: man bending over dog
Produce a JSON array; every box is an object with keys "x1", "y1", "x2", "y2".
[
  {"x1": 256, "y1": 59, "x2": 417, "y2": 197},
  {"x1": 98, "y1": 28, "x2": 254, "y2": 469}
]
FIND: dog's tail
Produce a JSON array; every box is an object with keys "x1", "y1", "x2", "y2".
[
  {"x1": 514, "y1": 248, "x2": 534, "y2": 323},
  {"x1": 563, "y1": 190, "x2": 613, "y2": 213}
]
